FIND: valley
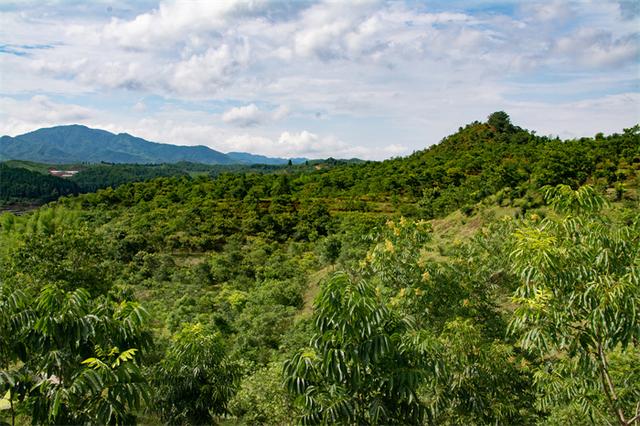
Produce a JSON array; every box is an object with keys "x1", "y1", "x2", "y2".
[{"x1": 1, "y1": 114, "x2": 639, "y2": 425}]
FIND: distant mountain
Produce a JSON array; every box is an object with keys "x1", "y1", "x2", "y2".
[
  {"x1": 0, "y1": 125, "x2": 235, "y2": 165},
  {"x1": 226, "y1": 152, "x2": 307, "y2": 165}
]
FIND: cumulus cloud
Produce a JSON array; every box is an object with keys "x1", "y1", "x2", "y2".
[
  {"x1": 222, "y1": 104, "x2": 264, "y2": 126},
  {"x1": 224, "y1": 130, "x2": 372, "y2": 158},
  {"x1": 9, "y1": 0, "x2": 638, "y2": 97},
  {"x1": 222, "y1": 103, "x2": 289, "y2": 127},
  {"x1": 0, "y1": 96, "x2": 96, "y2": 135},
  {"x1": 102, "y1": 0, "x2": 268, "y2": 49},
  {"x1": 552, "y1": 29, "x2": 640, "y2": 69},
  {"x1": 521, "y1": 1, "x2": 574, "y2": 23},
  {"x1": 1, "y1": 0, "x2": 638, "y2": 159},
  {"x1": 169, "y1": 43, "x2": 250, "y2": 95},
  {"x1": 132, "y1": 101, "x2": 146, "y2": 112}
]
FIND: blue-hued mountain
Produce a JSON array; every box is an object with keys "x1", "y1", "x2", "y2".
[
  {"x1": 226, "y1": 152, "x2": 307, "y2": 165},
  {"x1": 0, "y1": 125, "x2": 306, "y2": 165},
  {"x1": 0, "y1": 125, "x2": 234, "y2": 165}
]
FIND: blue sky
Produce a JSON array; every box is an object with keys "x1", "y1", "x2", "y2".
[{"x1": 0, "y1": 0, "x2": 638, "y2": 159}]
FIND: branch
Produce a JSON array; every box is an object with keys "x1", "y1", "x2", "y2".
[
  {"x1": 628, "y1": 402, "x2": 640, "y2": 425},
  {"x1": 597, "y1": 341, "x2": 627, "y2": 426}
]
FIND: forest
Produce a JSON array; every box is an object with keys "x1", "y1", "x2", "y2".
[{"x1": 1, "y1": 113, "x2": 639, "y2": 425}]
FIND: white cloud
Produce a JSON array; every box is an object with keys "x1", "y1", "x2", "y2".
[
  {"x1": 102, "y1": 0, "x2": 268, "y2": 50},
  {"x1": 222, "y1": 104, "x2": 264, "y2": 126},
  {"x1": 551, "y1": 29, "x2": 640, "y2": 69},
  {"x1": 0, "y1": 0, "x2": 637, "y2": 159},
  {"x1": 272, "y1": 105, "x2": 290, "y2": 120},
  {"x1": 521, "y1": 1, "x2": 573, "y2": 23},
  {"x1": 0, "y1": 96, "x2": 96, "y2": 136},
  {"x1": 225, "y1": 130, "x2": 371, "y2": 158},
  {"x1": 222, "y1": 103, "x2": 289, "y2": 127},
  {"x1": 132, "y1": 101, "x2": 146, "y2": 112}
]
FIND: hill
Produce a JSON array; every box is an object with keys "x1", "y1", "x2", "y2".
[
  {"x1": 0, "y1": 163, "x2": 80, "y2": 205},
  {"x1": 0, "y1": 125, "x2": 235, "y2": 165},
  {"x1": 294, "y1": 114, "x2": 639, "y2": 217},
  {"x1": 0, "y1": 113, "x2": 638, "y2": 425},
  {"x1": 0, "y1": 125, "x2": 308, "y2": 166},
  {"x1": 226, "y1": 152, "x2": 307, "y2": 165}
]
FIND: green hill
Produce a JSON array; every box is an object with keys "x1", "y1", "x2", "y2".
[
  {"x1": 0, "y1": 163, "x2": 80, "y2": 204},
  {"x1": 1, "y1": 113, "x2": 638, "y2": 426},
  {"x1": 0, "y1": 125, "x2": 237, "y2": 165}
]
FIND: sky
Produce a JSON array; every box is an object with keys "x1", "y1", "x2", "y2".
[{"x1": 0, "y1": 0, "x2": 638, "y2": 160}]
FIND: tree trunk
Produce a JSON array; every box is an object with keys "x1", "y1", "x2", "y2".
[{"x1": 597, "y1": 341, "x2": 628, "y2": 426}]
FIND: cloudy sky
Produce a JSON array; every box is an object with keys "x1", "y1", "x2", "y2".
[{"x1": 1, "y1": 0, "x2": 638, "y2": 160}]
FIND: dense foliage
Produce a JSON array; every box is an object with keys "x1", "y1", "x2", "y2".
[
  {"x1": 0, "y1": 164, "x2": 80, "y2": 204},
  {"x1": 1, "y1": 113, "x2": 638, "y2": 425}
]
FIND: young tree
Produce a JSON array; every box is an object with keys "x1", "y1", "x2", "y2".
[
  {"x1": 509, "y1": 185, "x2": 640, "y2": 425},
  {"x1": 154, "y1": 323, "x2": 240, "y2": 425},
  {"x1": 0, "y1": 282, "x2": 29, "y2": 426},
  {"x1": 284, "y1": 272, "x2": 428, "y2": 425},
  {"x1": 1, "y1": 282, "x2": 152, "y2": 425}
]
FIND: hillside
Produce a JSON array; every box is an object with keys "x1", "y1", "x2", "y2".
[
  {"x1": 0, "y1": 125, "x2": 307, "y2": 166},
  {"x1": 1, "y1": 113, "x2": 639, "y2": 425},
  {"x1": 0, "y1": 163, "x2": 80, "y2": 205},
  {"x1": 0, "y1": 125, "x2": 234, "y2": 164},
  {"x1": 294, "y1": 114, "x2": 639, "y2": 217}
]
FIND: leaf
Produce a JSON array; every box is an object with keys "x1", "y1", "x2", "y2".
[{"x1": 0, "y1": 390, "x2": 11, "y2": 411}]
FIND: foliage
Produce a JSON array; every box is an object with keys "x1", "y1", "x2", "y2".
[
  {"x1": 356, "y1": 218, "x2": 540, "y2": 424},
  {"x1": 154, "y1": 323, "x2": 240, "y2": 425},
  {"x1": 510, "y1": 185, "x2": 640, "y2": 425},
  {"x1": 229, "y1": 362, "x2": 298, "y2": 425},
  {"x1": 0, "y1": 164, "x2": 79, "y2": 204},
  {"x1": 0, "y1": 281, "x2": 152, "y2": 425},
  {"x1": 285, "y1": 272, "x2": 428, "y2": 425},
  {"x1": 1, "y1": 115, "x2": 639, "y2": 425}
]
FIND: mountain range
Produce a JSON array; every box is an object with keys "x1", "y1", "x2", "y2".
[{"x1": 0, "y1": 125, "x2": 307, "y2": 165}]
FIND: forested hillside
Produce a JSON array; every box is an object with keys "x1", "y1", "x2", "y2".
[
  {"x1": 0, "y1": 161, "x2": 287, "y2": 210},
  {"x1": 0, "y1": 164, "x2": 80, "y2": 205},
  {"x1": 0, "y1": 125, "x2": 236, "y2": 165},
  {"x1": 1, "y1": 114, "x2": 639, "y2": 425},
  {"x1": 0, "y1": 125, "x2": 308, "y2": 166}
]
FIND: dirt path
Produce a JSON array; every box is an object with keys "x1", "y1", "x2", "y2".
[{"x1": 300, "y1": 265, "x2": 334, "y2": 317}]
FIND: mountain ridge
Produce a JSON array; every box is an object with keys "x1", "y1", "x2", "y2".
[{"x1": 0, "y1": 125, "x2": 308, "y2": 165}]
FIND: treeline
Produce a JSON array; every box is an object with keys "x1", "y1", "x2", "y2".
[
  {"x1": 0, "y1": 161, "x2": 288, "y2": 206},
  {"x1": 0, "y1": 164, "x2": 80, "y2": 203},
  {"x1": 294, "y1": 114, "x2": 639, "y2": 216},
  {"x1": 8, "y1": 113, "x2": 637, "y2": 216},
  {"x1": 70, "y1": 162, "x2": 195, "y2": 192}
]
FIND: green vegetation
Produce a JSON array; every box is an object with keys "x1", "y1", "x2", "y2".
[
  {"x1": 0, "y1": 164, "x2": 80, "y2": 205},
  {"x1": 1, "y1": 113, "x2": 639, "y2": 425},
  {"x1": 0, "y1": 125, "x2": 235, "y2": 165}
]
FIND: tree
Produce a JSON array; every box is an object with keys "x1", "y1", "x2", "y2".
[
  {"x1": 320, "y1": 234, "x2": 342, "y2": 266},
  {"x1": 509, "y1": 185, "x2": 640, "y2": 425},
  {"x1": 0, "y1": 281, "x2": 29, "y2": 426},
  {"x1": 284, "y1": 272, "x2": 428, "y2": 425},
  {"x1": 0, "y1": 282, "x2": 152, "y2": 425},
  {"x1": 154, "y1": 323, "x2": 240, "y2": 425},
  {"x1": 229, "y1": 362, "x2": 299, "y2": 425},
  {"x1": 358, "y1": 218, "x2": 539, "y2": 424},
  {"x1": 487, "y1": 111, "x2": 512, "y2": 133}
]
